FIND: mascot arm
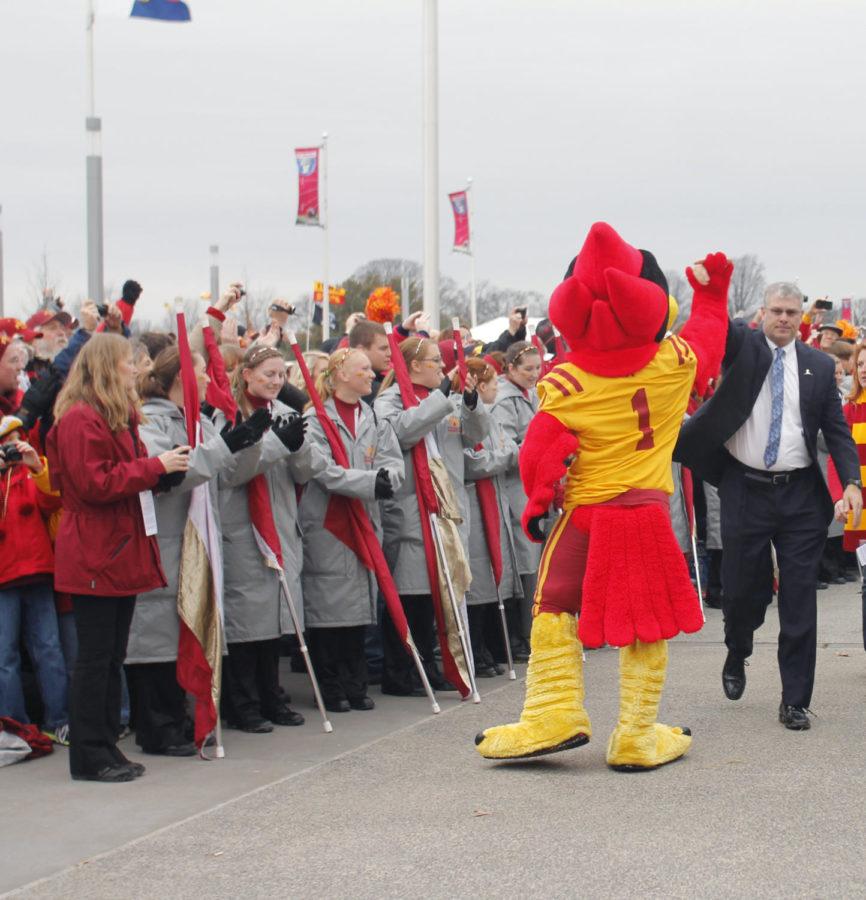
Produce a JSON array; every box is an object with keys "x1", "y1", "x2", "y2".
[
  {"x1": 519, "y1": 411, "x2": 579, "y2": 542},
  {"x1": 679, "y1": 252, "x2": 733, "y2": 396}
]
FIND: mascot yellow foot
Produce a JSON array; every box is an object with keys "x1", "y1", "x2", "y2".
[
  {"x1": 606, "y1": 639, "x2": 691, "y2": 772},
  {"x1": 475, "y1": 612, "x2": 591, "y2": 759}
]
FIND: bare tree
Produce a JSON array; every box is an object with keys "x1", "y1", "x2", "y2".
[
  {"x1": 727, "y1": 254, "x2": 766, "y2": 318},
  {"x1": 27, "y1": 247, "x2": 62, "y2": 314}
]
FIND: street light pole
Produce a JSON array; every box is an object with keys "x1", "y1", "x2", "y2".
[
  {"x1": 209, "y1": 244, "x2": 219, "y2": 302},
  {"x1": 422, "y1": 0, "x2": 439, "y2": 327},
  {"x1": 85, "y1": 0, "x2": 104, "y2": 305}
]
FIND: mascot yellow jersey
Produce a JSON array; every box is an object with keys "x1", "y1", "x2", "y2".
[{"x1": 538, "y1": 334, "x2": 696, "y2": 507}]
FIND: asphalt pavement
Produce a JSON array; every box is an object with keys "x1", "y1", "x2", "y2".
[{"x1": 3, "y1": 582, "x2": 865, "y2": 899}]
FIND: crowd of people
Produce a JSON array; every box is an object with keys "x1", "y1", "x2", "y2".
[{"x1": 1, "y1": 272, "x2": 863, "y2": 780}]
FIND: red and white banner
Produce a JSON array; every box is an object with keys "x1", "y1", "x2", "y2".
[
  {"x1": 449, "y1": 190, "x2": 471, "y2": 253},
  {"x1": 295, "y1": 147, "x2": 321, "y2": 226},
  {"x1": 841, "y1": 297, "x2": 852, "y2": 321}
]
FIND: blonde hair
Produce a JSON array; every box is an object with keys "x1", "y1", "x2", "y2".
[
  {"x1": 231, "y1": 344, "x2": 284, "y2": 418},
  {"x1": 309, "y1": 348, "x2": 366, "y2": 407},
  {"x1": 289, "y1": 351, "x2": 327, "y2": 393},
  {"x1": 54, "y1": 333, "x2": 139, "y2": 432},
  {"x1": 379, "y1": 336, "x2": 432, "y2": 392}
]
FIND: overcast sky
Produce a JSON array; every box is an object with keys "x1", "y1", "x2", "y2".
[{"x1": 2, "y1": 0, "x2": 866, "y2": 324}]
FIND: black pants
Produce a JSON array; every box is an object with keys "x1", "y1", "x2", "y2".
[
  {"x1": 69, "y1": 594, "x2": 136, "y2": 776},
  {"x1": 125, "y1": 661, "x2": 187, "y2": 752},
  {"x1": 222, "y1": 639, "x2": 285, "y2": 725},
  {"x1": 467, "y1": 603, "x2": 498, "y2": 667},
  {"x1": 381, "y1": 594, "x2": 437, "y2": 692},
  {"x1": 719, "y1": 466, "x2": 829, "y2": 708},
  {"x1": 307, "y1": 626, "x2": 368, "y2": 703}
]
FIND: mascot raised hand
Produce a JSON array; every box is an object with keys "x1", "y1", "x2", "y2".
[{"x1": 475, "y1": 222, "x2": 732, "y2": 770}]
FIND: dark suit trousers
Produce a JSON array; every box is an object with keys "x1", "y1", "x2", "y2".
[{"x1": 719, "y1": 466, "x2": 829, "y2": 707}]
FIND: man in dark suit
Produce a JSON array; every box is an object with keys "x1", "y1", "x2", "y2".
[{"x1": 675, "y1": 282, "x2": 862, "y2": 730}]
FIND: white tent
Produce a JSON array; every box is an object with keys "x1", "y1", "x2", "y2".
[{"x1": 469, "y1": 316, "x2": 543, "y2": 346}]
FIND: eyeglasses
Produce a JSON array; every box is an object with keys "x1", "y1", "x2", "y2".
[{"x1": 421, "y1": 356, "x2": 442, "y2": 365}]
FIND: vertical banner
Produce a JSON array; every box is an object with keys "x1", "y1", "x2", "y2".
[
  {"x1": 449, "y1": 190, "x2": 470, "y2": 253},
  {"x1": 841, "y1": 297, "x2": 852, "y2": 321},
  {"x1": 295, "y1": 147, "x2": 321, "y2": 226}
]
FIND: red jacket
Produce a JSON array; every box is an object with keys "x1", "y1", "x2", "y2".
[
  {"x1": 0, "y1": 461, "x2": 60, "y2": 589},
  {"x1": 46, "y1": 403, "x2": 167, "y2": 597}
]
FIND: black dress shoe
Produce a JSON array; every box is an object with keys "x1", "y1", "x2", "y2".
[
  {"x1": 428, "y1": 675, "x2": 459, "y2": 692},
  {"x1": 779, "y1": 703, "x2": 811, "y2": 730},
  {"x1": 267, "y1": 708, "x2": 305, "y2": 727},
  {"x1": 140, "y1": 742, "x2": 197, "y2": 757},
  {"x1": 348, "y1": 696, "x2": 375, "y2": 711},
  {"x1": 324, "y1": 698, "x2": 351, "y2": 713},
  {"x1": 226, "y1": 717, "x2": 273, "y2": 734},
  {"x1": 110, "y1": 747, "x2": 146, "y2": 777},
  {"x1": 72, "y1": 764, "x2": 136, "y2": 783},
  {"x1": 474, "y1": 665, "x2": 499, "y2": 679},
  {"x1": 831, "y1": 576, "x2": 847, "y2": 585},
  {"x1": 816, "y1": 581, "x2": 829, "y2": 590},
  {"x1": 722, "y1": 652, "x2": 747, "y2": 700}
]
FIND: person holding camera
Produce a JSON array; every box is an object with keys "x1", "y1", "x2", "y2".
[
  {"x1": 0, "y1": 415, "x2": 68, "y2": 744},
  {"x1": 213, "y1": 344, "x2": 314, "y2": 733},
  {"x1": 299, "y1": 348, "x2": 404, "y2": 712},
  {"x1": 48, "y1": 334, "x2": 191, "y2": 782}
]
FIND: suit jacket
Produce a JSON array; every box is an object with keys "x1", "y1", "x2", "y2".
[{"x1": 674, "y1": 320, "x2": 859, "y2": 517}]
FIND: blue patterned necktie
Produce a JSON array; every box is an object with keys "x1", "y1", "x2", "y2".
[{"x1": 763, "y1": 346, "x2": 785, "y2": 468}]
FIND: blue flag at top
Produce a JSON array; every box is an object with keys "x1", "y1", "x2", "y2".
[{"x1": 130, "y1": 0, "x2": 191, "y2": 22}]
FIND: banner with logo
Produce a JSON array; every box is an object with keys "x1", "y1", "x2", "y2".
[
  {"x1": 841, "y1": 297, "x2": 852, "y2": 321},
  {"x1": 448, "y1": 190, "x2": 470, "y2": 254},
  {"x1": 313, "y1": 283, "x2": 346, "y2": 305},
  {"x1": 295, "y1": 148, "x2": 321, "y2": 226}
]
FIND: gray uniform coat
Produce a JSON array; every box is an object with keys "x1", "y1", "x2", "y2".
[
  {"x1": 491, "y1": 377, "x2": 541, "y2": 574},
  {"x1": 464, "y1": 408, "x2": 521, "y2": 606},
  {"x1": 374, "y1": 383, "x2": 490, "y2": 595},
  {"x1": 126, "y1": 399, "x2": 233, "y2": 664},
  {"x1": 213, "y1": 400, "x2": 317, "y2": 643},
  {"x1": 299, "y1": 399, "x2": 404, "y2": 628}
]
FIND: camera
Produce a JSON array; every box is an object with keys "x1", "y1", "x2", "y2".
[
  {"x1": 815, "y1": 298, "x2": 833, "y2": 310},
  {"x1": 0, "y1": 445, "x2": 24, "y2": 464},
  {"x1": 96, "y1": 303, "x2": 109, "y2": 317},
  {"x1": 516, "y1": 307, "x2": 527, "y2": 318},
  {"x1": 269, "y1": 303, "x2": 295, "y2": 316}
]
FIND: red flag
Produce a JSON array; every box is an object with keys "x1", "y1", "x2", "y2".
[
  {"x1": 384, "y1": 327, "x2": 470, "y2": 697},
  {"x1": 174, "y1": 314, "x2": 224, "y2": 750},
  {"x1": 452, "y1": 318, "x2": 468, "y2": 389},
  {"x1": 449, "y1": 190, "x2": 470, "y2": 253},
  {"x1": 473, "y1": 463, "x2": 502, "y2": 585},
  {"x1": 287, "y1": 341, "x2": 415, "y2": 656},
  {"x1": 295, "y1": 147, "x2": 321, "y2": 227},
  {"x1": 842, "y1": 297, "x2": 852, "y2": 321}
]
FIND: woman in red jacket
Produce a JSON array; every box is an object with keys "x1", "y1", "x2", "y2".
[{"x1": 48, "y1": 334, "x2": 190, "y2": 783}]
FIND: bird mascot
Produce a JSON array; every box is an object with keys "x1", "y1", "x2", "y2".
[{"x1": 475, "y1": 222, "x2": 732, "y2": 770}]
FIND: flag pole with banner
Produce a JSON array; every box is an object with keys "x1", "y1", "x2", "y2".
[
  {"x1": 449, "y1": 179, "x2": 477, "y2": 328},
  {"x1": 174, "y1": 313, "x2": 225, "y2": 758},
  {"x1": 286, "y1": 332, "x2": 440, "y2": 714},
  {"x1": 295, "y1": 136, "x2": 331, "y2": 341},
  {"x1": 384, "y1": 323, "x2": 480, "y2": 702}
]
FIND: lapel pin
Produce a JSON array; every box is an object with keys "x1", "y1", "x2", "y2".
[{"x1": 804, "y1": 369, "x2": 813, "y2": 376}]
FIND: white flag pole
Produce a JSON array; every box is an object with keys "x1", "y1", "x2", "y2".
[
  {"x1": 321, "y1": 133, "x2": 330, "y2": 342},
  {"x1": 422, "y1": 0, "x2": 439, "y2": 329},
  {"x1": 85, "y1": 0, "x2": 104, "y2": 305}
]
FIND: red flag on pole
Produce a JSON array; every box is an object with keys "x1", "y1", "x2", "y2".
[
  {"x1": 384, "y1": 326, "x2": 471, "y2": 697},
  {"x1": 451, "y1": 317, "x2": 468, "y2": 389},
  {"x1": 175, "y1": 314, "x2": 224, "y2": 750},
  {"x1": 287, "y1": 339, "x2": 416, "y2": 658},
  {"x1": 449, "y1": 190, "x2": 471, "y2": 254},
  {"x1": 295, "y1": 147, "x2": 321, "y2": 227},
  {"x1": 841, "y1": 297, "x2": 852, "y2": 321},
  {"x1": 474, "y1": 468, "x2": 503, "y2": 585}
]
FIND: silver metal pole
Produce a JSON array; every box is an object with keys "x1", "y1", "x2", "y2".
[
  {"x1": 428, "y1": 512, "x2": 481, "y2": 703},
  {"x1": 85, "y1": 0, "x2": 104, "y2": 305},
  {"x1": 494, "y1": 580, "x2": 517, "y2": 680},
  {"x1": 422, "y1": 0, "x2": 439, "y2": 328},
  {"x1": 209, "y1": 244, "x2": 219, "y2": 304},
  {"x1": 276, "y1": 567, "x2": 333, "y2": 733},
  {"x1": 467, "y1": 177, "x2": 476, "y2": 329},
  {"x1": 321, "y1": 132, "x2": 330, "y2": 342},
  {"x1": 690, "y1": 526, "x2": 705, "y2": 624}
]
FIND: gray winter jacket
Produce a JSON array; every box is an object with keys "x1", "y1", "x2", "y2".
[
  {"x1": 299, "y1": 399, "x2": 404, "y2": 628},
  {"x1": 464, "y1": 408, "x2": 521, "y2": 606},
  {"x1": 213, "y1": 400, "x2": 317, "y2": 642},
  {"x1": 126, "y1": 399, "x2": 233, "y2": 664},
  {"x1": 490, "y1": 377, "x2": 541, "y2": 574},
  {"x1": 374, "y1": 383, "x2": 490, "y2": 595}
]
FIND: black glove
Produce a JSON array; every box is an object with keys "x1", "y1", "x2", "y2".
[
  {"x1": 374, "y1": 468, "x2": 394, "y2": 500},
  {"x1": 156, "y1": 470, "x2": 186, "y2": 493},
  {"x1": 19, "y1": 370, "x2": 61, "y2": 431},
  {"x1": 462, "y1": 387, "x2": 478, "y2": 410},
  {"x1": 220, "y1": 407, "x2": 272, "y2": 454},
  {"x1": 272, "y1": 413, "x2": 307, "y2": 452},
  {"x1": 527, "y1": 516, "x2": 545, "y2": 542},
  {"x1": 438, "y1": 376, "x2": 452, "y2": 397}
]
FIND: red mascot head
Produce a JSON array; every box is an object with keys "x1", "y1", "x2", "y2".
[{"x1": 549, "y1": 222, "x2": 677, "y2": 377}]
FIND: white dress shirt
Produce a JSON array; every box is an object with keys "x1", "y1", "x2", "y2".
[{"x1": 725, "y1": 336, "x2": 811, "y2": 471}]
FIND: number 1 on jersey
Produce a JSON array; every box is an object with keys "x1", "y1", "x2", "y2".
[{"x1": 631, "y1": 388, "x2": 654, "y2": 450}]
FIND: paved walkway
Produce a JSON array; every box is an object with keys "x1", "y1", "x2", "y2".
[{"x1": 4, "y1": 583, "x2": 865, "y2": 898}]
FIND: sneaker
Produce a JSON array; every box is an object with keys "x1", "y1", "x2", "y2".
[{"x1": 43, "y1": 724, "x2": 70, "y2": 747}]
